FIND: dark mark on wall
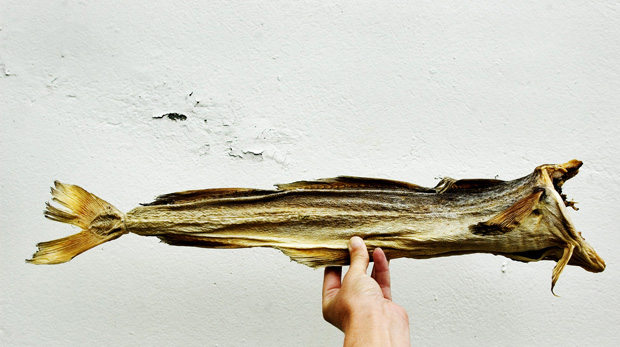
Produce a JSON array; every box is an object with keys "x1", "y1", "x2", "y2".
[{"x1": 153, "y1": 113, "x2": 187, "y2": 121}]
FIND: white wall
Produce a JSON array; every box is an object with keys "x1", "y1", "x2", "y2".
[{"x1": 1, "y1": 1, "x2": 619, "y2": 346}]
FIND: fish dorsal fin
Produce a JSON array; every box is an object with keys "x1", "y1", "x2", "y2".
[
  {"x1": 276, "y1": 176, "x2": 433, "y2": 192},
  {"x1": 435, "y1": 178, "x2": 505, "y2": 193},
  {"x1": 146, "y1": 176, "x2": 433, "y2": 205},
  {"x1": 143, "y1": 188, "x2": 277, "y2": 206}
]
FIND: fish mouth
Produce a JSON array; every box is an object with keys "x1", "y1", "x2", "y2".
[
  {"x1": 546, "y1": 159, "x2": 583, "y2": 209},
  {"x1": 570, "y1": 240, "x2": 606, "y2": 273}
]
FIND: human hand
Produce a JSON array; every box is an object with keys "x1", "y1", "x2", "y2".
[{"x1": 322, "y1": 236, "x2": 410, "y2": 347}]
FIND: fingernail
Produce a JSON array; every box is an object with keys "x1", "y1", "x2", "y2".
[{"x1": 349, "y1": 236, "x2": 362, "y2": 250}]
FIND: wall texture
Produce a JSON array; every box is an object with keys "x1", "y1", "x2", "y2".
[{"x1": 1, "y1": 1, "x2": 619, "y2": 346}]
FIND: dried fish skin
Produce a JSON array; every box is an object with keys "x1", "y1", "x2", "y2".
[{"x1": 28, "y1": 160, "x2": 605, "y2": 293}]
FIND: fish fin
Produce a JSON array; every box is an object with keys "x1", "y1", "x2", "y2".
[
  {"x1": 435, "y1": 177, "x2": 505, "y2": 193},
  {"x1": 276, "y1": 176, "x2": 433, "y2": 192},
  {"x1": 470, "y1": 188, "x2": 544, "y2": 235},
  {"x1": 28, "y1": 181, "x2": 126, "y2": 264},
  {"x1": 148, "y1": 176, "x2": 433, "y2": 205},
  {"x1": 551, "y1": 244, "x2": 575, "y2": 296},
  {"x1": 143, "y1": 188, "x2": 277, "y2": 206},
  {"x1": 27, "y1": 231, "x2": 116, "y2": 264},
  {"x1": 158, "y1": 234, "x2": 248, "y2": 248},
  {"x1": 44, "y1": 182, "x2": 113, "y2": 229},
  {"x1": 278, "y1": 247, "x2": 350, "y2": 268}
]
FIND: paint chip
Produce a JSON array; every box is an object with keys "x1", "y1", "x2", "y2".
[{"x1": 153, "y1": 113, "x2": 187, "y2": 121}]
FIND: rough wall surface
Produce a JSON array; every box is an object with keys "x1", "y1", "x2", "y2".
[{"x1": 1, "y1": 1, "x2": 619, "y2": 346}]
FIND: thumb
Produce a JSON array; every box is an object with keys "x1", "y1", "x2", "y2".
[{"x1": 347, "y1": 236, "x2": 369, "y2": 275}]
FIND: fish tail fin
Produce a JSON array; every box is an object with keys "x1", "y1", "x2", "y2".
[{"x1": 27, "y1": 181, "x2": 127, "y2": 264}]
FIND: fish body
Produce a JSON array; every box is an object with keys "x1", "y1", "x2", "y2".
[{"x1": 29, "y1": 160, "x2": 605, "y2": 293}]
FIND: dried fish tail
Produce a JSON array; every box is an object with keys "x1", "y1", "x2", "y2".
[{"x1": 27, "y1": 181, "x2": 127, "y2": 264}]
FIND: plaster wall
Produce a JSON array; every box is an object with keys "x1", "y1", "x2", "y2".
[{"x1": 1, "y1": 1, "x2": 619, "y2": 346}]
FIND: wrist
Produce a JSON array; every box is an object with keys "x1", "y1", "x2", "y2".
[{"x1": 343, "y1": 306, "x2": 410, "y2": 347}]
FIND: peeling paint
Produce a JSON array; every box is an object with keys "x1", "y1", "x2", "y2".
[
  {"x1": 241, "y1": 150, "x2": 264, "y2": 161},
  {"x1": 226, "y1": 142, "x2": 265, "y2": 161},
  {"x1": 0, "y1": 63, "x2": 12, "y2": 77},
  {"x1": 219, "y1": 127, "x2": 294, "y2": 166},
  {"x1": 153, "y1": 113, "x2": 187, "y2": 121},
  {"x1": 198, "y1": 144, "x2": 211, "y2": 156}
]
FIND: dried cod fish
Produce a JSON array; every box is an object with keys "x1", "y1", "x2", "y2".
[{"x1": 28, "y1": 160, "x2": 605, "y2": 293}]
